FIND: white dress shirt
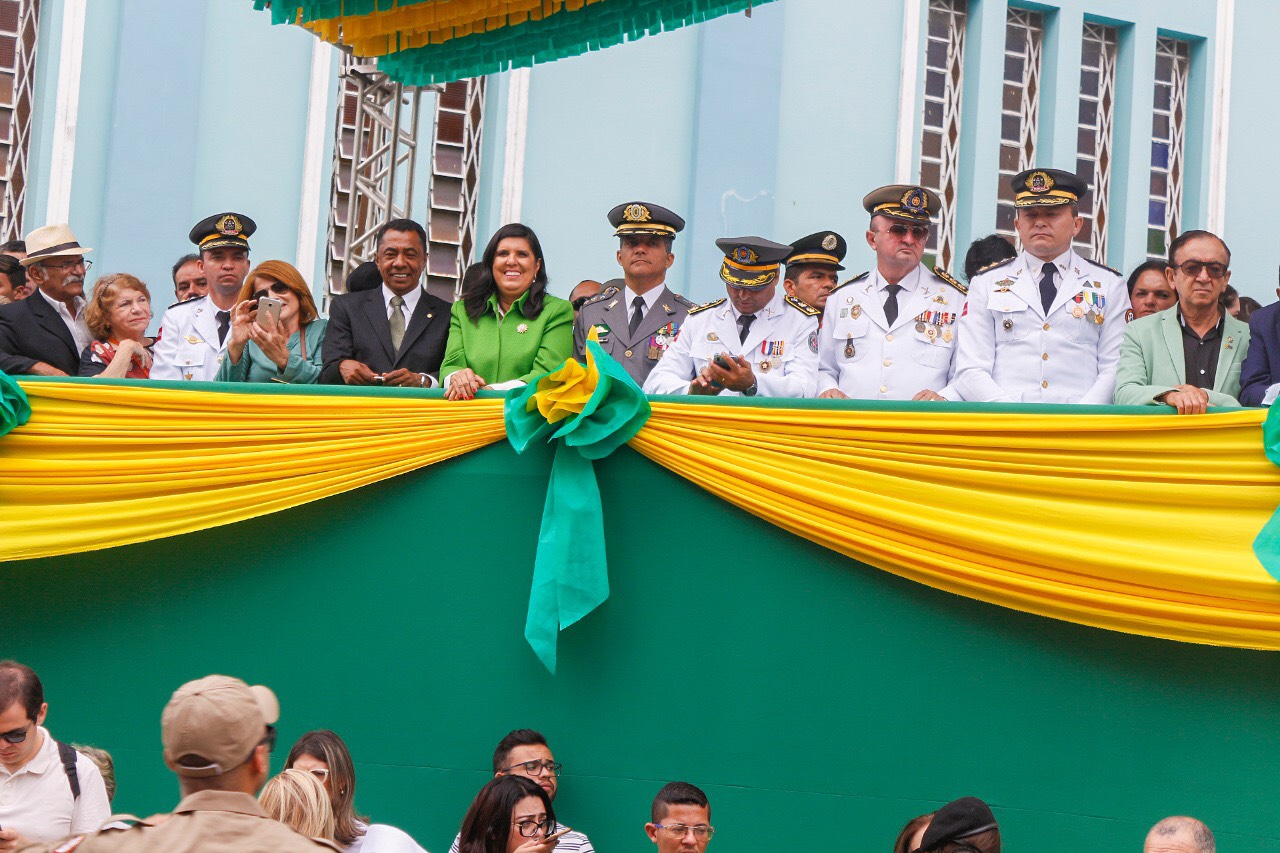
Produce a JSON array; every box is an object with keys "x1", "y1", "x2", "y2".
[{"x1": 33, "y1": 287, "x2": 91, "y2": 354}]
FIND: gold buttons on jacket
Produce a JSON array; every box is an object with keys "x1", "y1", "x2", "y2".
[
  {"x1": 624, "y1": 349, "x2": 633, "y2": 358},
  {"x1": 1041, "y1": 380, "x2": 1049, "y2": 388}
]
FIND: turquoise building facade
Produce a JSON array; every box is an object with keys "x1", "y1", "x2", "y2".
[{"x1": 14, "y1": 0, "x2": 1275, "y2": 304}]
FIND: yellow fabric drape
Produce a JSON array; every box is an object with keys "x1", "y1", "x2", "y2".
[
  {"x1": 0, "y1": 382, "x2": 505, "y2": 561},
  {"x1": 5, "y1": 378, "x2": 1280, "y2": 651},
  {"x1": 629, "y1": 403, "x2": 1280, "y2": 650},
  {"x1": 300, "y1": 0, "x2": 601, "y2": 56}
]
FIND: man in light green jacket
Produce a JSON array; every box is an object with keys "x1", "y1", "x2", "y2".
[{"x1": 1114, "y1": 229, "x2": 1249, "y2": 414}]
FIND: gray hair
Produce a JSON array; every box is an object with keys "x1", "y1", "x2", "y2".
[{"x1": 1146, "y1": 816, "x2": 1215, "y2": 853}]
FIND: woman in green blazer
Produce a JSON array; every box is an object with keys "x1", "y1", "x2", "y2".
[{"x1": 442, "y1": 223, "x2": 573, "y2": 400}]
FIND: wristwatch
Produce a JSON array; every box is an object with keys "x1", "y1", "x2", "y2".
[{"x1": 742, "y1": 378, "x2": 759, "y2": 397}]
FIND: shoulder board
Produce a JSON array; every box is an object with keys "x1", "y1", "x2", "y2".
[
  {"x1": 1082, "y1": 257, "x2": 1123, "y2": 277},
  {"x1": 166, "y1": 294, "x2": 207, "y2": 311},
  {"x1": 784, "y1": 294, "x2": 821, "y2": 316},
  {"x1": 974, "y1": 257, "x2": 1016, "y2": 276},
  {"x1": 100, "y1": 815, "x2": 146, "y2": 831},
  {"x1": 932, "y1": 266, "x2": 968, "y2": 296},
  {"x1": 688, "y1": 298, "x2": 726, "y2": 315},
  {"x1": 671, "y1": 293, "x2": 697, "y2": 308},
  {"x1": 830, "y1": 271, "x2": 870, "y2": 293},
  {"x1": 581, "y1": 286, "x2": 619, "y2": 307}
]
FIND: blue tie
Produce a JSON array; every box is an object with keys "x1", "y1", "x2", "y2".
[{"x1": 1039, "y1": 262, "x2": 1056, "y2": 314}]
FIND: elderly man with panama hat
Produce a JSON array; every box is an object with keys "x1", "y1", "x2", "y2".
[{"x1": 0, "y1": 223, "x2": 94, "y2": 375}]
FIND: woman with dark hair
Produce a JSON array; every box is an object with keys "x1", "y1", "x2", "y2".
[
  {"x1": 442, "y1": 223, "x2": 573, "y2": 400},
  {"x1": 286, "y1": 730, "x2": 426, "y2": 853},
  {"x1": 457, "y1": 775, "x2": 562, "y2": 853}
]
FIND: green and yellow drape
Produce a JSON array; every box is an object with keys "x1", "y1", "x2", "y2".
[{"x1": 4, "y1": 373, "x2": 1280, "y2": 652}]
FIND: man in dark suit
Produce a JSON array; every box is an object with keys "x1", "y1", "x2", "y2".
[
  {"x1": 0, "y1": 224, "x2": 94, "y2": 375},
  {"x1": 1240, "y1": 297, "x2": 1280, "y2": 406},
  {"x1": 321, "y1": 218, "x2": 449, "y2": 386}
]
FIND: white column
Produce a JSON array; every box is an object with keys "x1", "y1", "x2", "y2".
[
  {"x1": 45, "y1": 0, "x2": 88, "y2": 225},
  {"x1": 499, "y1": 67, "x2": 531, "y2": 225},
  {"x1": 895, "y1": 0, "x2": 923, "y2": 184},
  {"x1": 1207, "y1": 0, "x2": 1234, "y2": 233},
  {"x1": 296, "y1": 40, "x2": 335, "y2": 288}
]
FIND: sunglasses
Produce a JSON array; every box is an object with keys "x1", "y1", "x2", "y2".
[
  {"x1": 252, "y1": 281, "x2": 291, "y2": 300},
  {"x1": 887, "y1": 223, "x2": 931, "y2": 240},
  {"x1": 0, "y1": 719, "x2": 34, "y2": 744},
  {"x1": 572, "y1": 296, "x2": 592, "y2": 310}
]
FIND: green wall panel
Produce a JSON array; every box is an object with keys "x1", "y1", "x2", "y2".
[{"x1": 2, "y1": 441, "x2": 1277, "y2": 852}]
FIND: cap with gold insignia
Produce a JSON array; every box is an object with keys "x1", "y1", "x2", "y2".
[
  {"x1": 1011, "y1": 168, "x2": 1087, "y2": 207},
  {"x1": 608, "y1": 201, "x2": 686, "y2": 239},
  {"x1": 786, "y1": 231, "x2": 846, "y2": 271},
  {"x1": 715, "y1": 236, "x2": 792, "y2": 289},
  {"x1": 862, "y1": 184, "x2": 942, "y2": 223},
  {"x1": 189, "y1": 212, "x2": 256, "y2": 252}
]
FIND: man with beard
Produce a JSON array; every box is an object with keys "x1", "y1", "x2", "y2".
[
  {"x1": 0, "y1": 224, "x2": 95, "y2": 375},
  {"x1": 151, "y1": 213, "x2": 255, "y2": 382}
]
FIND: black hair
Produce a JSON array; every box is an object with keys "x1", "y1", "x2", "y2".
[
  {"x1": 1126, "y1": 260, "x2": 1170, "y2": 295},
  {"x1": 463, "y1": 223, "x2": 549, "y2": 322},
  {"x1": 651, "y1": 781, "x2": 710, "y2": 823},
  {"x1": 963, "y1": 235, "x2": 1017, "y2": 281},
  {"x1": 1168, "y1": 230, "x2": 1231, "y2": 267},
  {"x1": 0, "y1": 239, "x2": 26, "y2": 254},
  {"x1": 492, "y1": 729, "x2": 548, "y2": 774},
  {"x1": 171, "y1": 253, "x2": 201, "y2": 283},
  {"x1": 0, "y1": 255, "x2": 26, "y2": 291},
  {"x1": 0, "y1": 661, "x2": 44, "y2": 720},
  {"x1": 458, "y1": 775, "x2": 555, "y2": 853},
  {"x1": 375, "y1": 218, "x2": 427, "y2": 253}
]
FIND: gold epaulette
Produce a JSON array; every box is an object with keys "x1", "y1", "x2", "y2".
[
  {"x1": 784, "y1": 294, "x2": 821, "y2": 316},
  {"x1": 933, "y1": 266, "x2": 968, "y2": 296},
  {"x1": 688, "y1": 298, "x2": 725, "y2": 315}
]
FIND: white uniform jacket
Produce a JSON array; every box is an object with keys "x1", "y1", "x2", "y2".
[
  {"x1": 952, "y1": 250, "x2": 1130, "y2": 404},
  {"x1": 642, "y1": 289, "x2": 820, "y2": 398},
  {"x1": 817, "y1": 264, "x2": 966, "y2": 400},
  {"x1": 150, "y1": 296, "x2": 230, "y2": 382}
]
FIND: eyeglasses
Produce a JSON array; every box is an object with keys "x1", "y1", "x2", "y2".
[
  {"x1": 502, "y1": 758, "x2": 562, "y2": 777},
  {"x1": 1175, "y1": 260, "x2": 1229, "y2": 280},
  {"x1": 261, "y1": 725, "x2": 277, "y2": 754},
  {"x1": 571, "y1": 296, "x2": 592, "y2": 310},
  {"x1": 887, "y1": 223, "x2": 930, "y2": 240},
  {"x1": 655, "y1": 824, "x2": 715, "y2": 840},
  {"x1": 304, "y1": 768, "x2": 330, "y2": 783},
  {"x1": 0, "y1": 719, "x2": 34, "y2": 744},
  {"x1": 253, "y1": 281, "x2": 291, "y2": 300},
  {"x1": 513, "y1": 818, "x2": 555, "y2": 838},
  {"x1": 41, "y1": 258, "x2": 92, "y2": 272}
]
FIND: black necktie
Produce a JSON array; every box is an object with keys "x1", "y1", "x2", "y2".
[
  {"x1": 1039, "y1": 262, "x2": 1056, "y2": 314},
  {"x1": 738, "y1": 313, "x2": 756, "y2": 344},
  {"x1": 216, "y1": 310, "x2": 230, "y2": 345},
  {"x1": 883, "y1": 284, "x2": 902, "y2": 326},
  {"x1": 628, "y1": 296, "x2": 645, "y2": 336}
]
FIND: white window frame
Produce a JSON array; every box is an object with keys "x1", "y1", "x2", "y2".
[
  {"x1": 918, "y1": 0, "x2": 966, "y2": 270},
  {"x1": 1074, "y1": 23, "x2": 1118, "y2": 263},
  {"x1": 1148, "y1": 37, "x2": 1190, "y2": 260},
  {"x1": 994, "y1": 7, "x2": 1044, "y2": 245}
]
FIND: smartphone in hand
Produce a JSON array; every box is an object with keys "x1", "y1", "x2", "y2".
[
  {"x1": 713, "y1": 353, "x2": 733, "y2": 370},
  {"x1": 256, "y1": 296, "x2": 283, "y2": 328}
]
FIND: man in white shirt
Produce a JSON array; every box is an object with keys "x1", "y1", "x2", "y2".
[
  {"x1": 952, "y1": 168, "x2": 1130, "y2": 404},
  {"x1": 644, "y1": 236, "x2": 820, "y2": 398},
  {"x1": 151, "y1": 213, "x2": 256, "y2": 382},
  {"x1": 0, "y1": 661, "x2": 110, "y2": 849},
  {"x1": 816, "y1": 185, "x2": 967, "y2": 401}
]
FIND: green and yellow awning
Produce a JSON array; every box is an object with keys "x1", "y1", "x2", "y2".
[{"x1": 253, "y1": 0, "x2": 774, "y2": 85}]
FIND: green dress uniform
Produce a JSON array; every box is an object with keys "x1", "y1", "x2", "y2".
[{"x1": 439, "y1": 291, "x2": 573, "y2": 387}]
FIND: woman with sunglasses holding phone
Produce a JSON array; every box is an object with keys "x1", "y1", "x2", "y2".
[
  {"x1": 218, "y1": 260, "x2": 327, "y2": 384},
  {"x1": 457, "y1": 775, "x2": 564, "y2": 853},
  {"x1": 285, "y1": 730, "x2": 427, "y2": 853}
]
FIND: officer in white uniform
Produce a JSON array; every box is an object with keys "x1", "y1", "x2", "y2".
[
  {"x1": 817, "y1": 185, "x2": 967, "y2": 401},
  {"x1": 151, "y1": 213, "x2": 255, "y2": 382},
  {"x1": 643, "y1": 236, "x2": 820, "y2": 398},
  {"x1": 952, "y1": 169, "x2": 1130, "y2": 404}
]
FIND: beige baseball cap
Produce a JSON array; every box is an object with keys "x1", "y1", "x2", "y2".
[{"x1": 161, "y1": 675, "x2": 280, "y2": 778}]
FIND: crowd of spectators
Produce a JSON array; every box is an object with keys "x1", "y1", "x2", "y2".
[
  {"x1": 0, "y1": 662, "x2": 1219, "y2": 853},
  {"x1": 0, "y1": 165, "x2": 1275, "y2": 417}
]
